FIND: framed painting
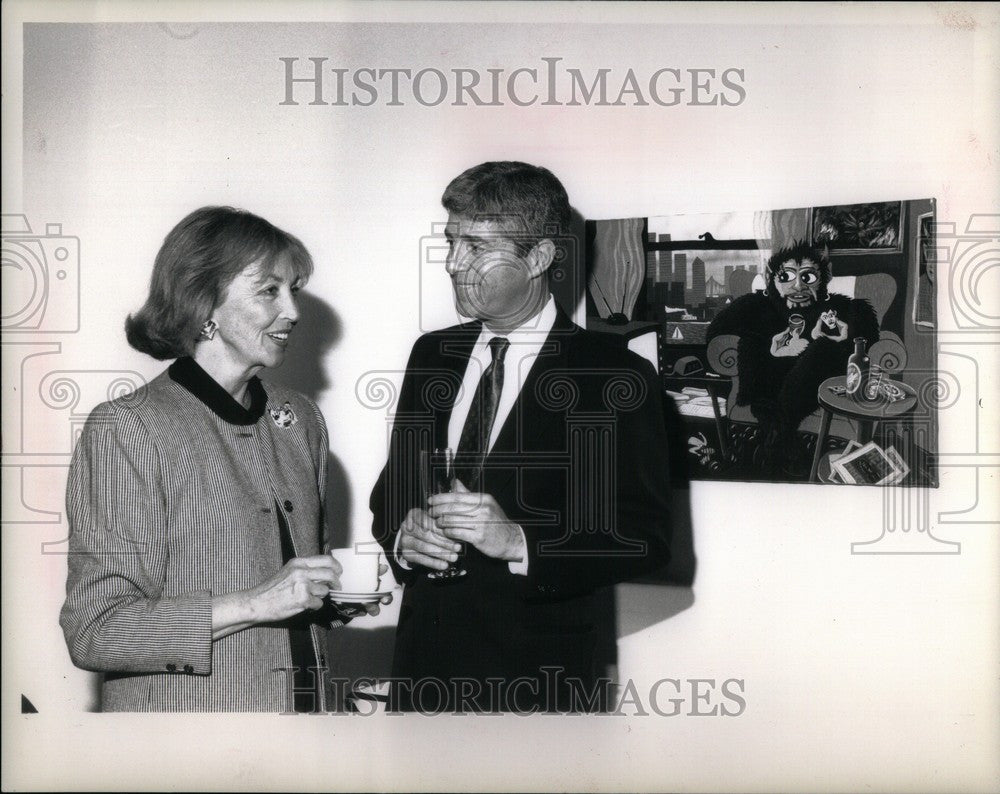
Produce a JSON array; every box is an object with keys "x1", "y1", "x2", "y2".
[{"x1": 809, "y1": 201, "x2": 904, "y2": 254}]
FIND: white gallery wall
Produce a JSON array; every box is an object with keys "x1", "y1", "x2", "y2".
[{"x1": 3, "y1": 3, "x2": 998, "y2": 791}]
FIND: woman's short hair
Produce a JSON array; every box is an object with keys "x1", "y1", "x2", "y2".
[
  {"x1": 441, "y1": 161, "x2": 572, "y2": 250},
  {"x1": 125, "y1": 206, "x2": 313, "y2": 360}
]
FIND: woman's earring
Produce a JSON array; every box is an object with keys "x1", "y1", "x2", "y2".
[{"x1": 199, "y1": 320, "x2": 218, "y2": 341}]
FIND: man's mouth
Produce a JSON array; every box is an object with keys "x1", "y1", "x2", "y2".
[
  {"x1": 267, "y1": 330, "x2": 292, "y2": 346},
  {"x1": 787, "y1": 293, "x2": 813, "y2": 304}
]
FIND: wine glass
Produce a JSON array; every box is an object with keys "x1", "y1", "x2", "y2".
[{"x1": 420, "y1": 447, "x2": 466, "y2": 580}]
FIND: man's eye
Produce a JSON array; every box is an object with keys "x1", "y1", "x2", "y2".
[
  {"x1": 800, "y1": 271, "x2": 820, "y2": 285},
  {"x1": 776, "y1": 271, "x2": 796, "y2": 283}
]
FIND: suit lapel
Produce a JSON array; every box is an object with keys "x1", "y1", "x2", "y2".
[
  {"x1": 427, "y1": 323, "x2": 481, "y2": 450},
  {"x1": 486, "y1": 307, "x2": 579, "y2": 497}
]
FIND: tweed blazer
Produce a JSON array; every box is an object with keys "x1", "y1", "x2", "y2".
[{"x1": 60, "y1": 363, "x2": 332, "y2": 712}]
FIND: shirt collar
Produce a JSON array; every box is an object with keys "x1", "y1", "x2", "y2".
[
  {"x1": 168, "y1": 356, "x2": 268, "y2": 425},
  {"x1": 475, "y1": 294, "x2": 558, "y2": 350}
]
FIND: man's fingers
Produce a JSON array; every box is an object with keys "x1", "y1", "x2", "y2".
[
  {"x1": 440, "y1": 526, "x2": 476, "y2": 544},
  {"x1": 436, "y1": 514, "x2": 487, "y2": 528},
  {"x1": 405, "y1": 509, "x2": 439, "y2": 533},
  {"x1": 403, "y1": 534, "x2": 459, "y2": 558},
  {"x1": 404, "y1": 526, "x2": 458, "y2": 552},
  {"x1": 402, "y1": 550, "x2": 451, "y2": 571},
  {"x1": 428, "y1": 495, "x2": 490, "y2": 516}
]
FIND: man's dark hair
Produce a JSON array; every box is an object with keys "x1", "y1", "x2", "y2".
[
  {"x1": 441, "y1": 161, "x2": 572, "y2": 248},
  {"x1": 765, "y1": 240, "x2": 831, "y2": 303}
]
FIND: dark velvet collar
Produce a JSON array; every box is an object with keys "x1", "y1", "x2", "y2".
[{"x1": 168, "y1": 357, "x2": 267, "y2": 426}]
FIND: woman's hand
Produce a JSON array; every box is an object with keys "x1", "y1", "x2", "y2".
[
  {"x1": 331, "y1": 564, "x2": 394, "y2": 619},
  {"x1": 249, "y1": 555, "x2": 341, "y2": 622},
  {"x1": 211, "y1": 555, "x2": 341, "y2": 639}
]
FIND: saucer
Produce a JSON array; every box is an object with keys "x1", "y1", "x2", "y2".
[{"x1": 328, "y1": 587, "x2": 396, "y2": 604}]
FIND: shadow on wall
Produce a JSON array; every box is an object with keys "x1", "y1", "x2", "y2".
[
  {"x1": 613, "y1": 333, "x2": 698, "y2": 639},
  {"x1": 267, "y1": 290, "x2": 341, "y2": 402},
  {"x1": 266, "y1": 290, "x2": 353, "y2": 547}
]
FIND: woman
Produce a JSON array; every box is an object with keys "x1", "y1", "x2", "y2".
[{"x1": 61, "y1": 206, "x2": 344, "y2": 712}]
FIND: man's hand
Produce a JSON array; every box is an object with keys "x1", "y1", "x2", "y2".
[
  {"x1": 398, "y1": 507, "x2": 461, "y2": 572},
  {"x1": 428, "y1": 480, "x2": 525, "y2": 562},
  {"x1": 770, "y1": 327, "x2": 809, "y2": 357}
]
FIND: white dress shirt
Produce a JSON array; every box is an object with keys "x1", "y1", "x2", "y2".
[{"x1": 397, "y1": 295, "x2": 559, "y2": 575}]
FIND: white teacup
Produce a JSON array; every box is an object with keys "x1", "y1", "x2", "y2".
[{"x1": 329, "y1": 546, "x2": 383, "y2": 593}]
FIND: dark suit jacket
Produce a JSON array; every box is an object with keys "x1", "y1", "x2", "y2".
[{"x1": 370, "y1": 306, "x2": 672, "y2": 711}]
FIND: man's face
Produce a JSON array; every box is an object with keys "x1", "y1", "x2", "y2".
[
  {"x1": 444, "y1": 213, "x2": 540, "y2": 328},
  {"x1": 773, "y1": 258, "x2": 822, "y2": 309}
]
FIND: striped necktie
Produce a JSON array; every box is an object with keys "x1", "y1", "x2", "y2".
[{"x1": 456, "y1": 336, "x2": 510, "y2": 490}]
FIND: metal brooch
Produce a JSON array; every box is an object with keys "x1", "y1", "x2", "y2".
[{"x1": 268, "y1": 402, "x2": 298, "y2": 428}]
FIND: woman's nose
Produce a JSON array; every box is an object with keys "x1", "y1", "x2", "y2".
[{"x1": 282, "y1": 290, "x2": 300, "y2": 322}]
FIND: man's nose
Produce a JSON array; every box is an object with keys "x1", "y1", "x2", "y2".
[{"x1": 445, "y1": 245, "x2": 465, "y2": 277}]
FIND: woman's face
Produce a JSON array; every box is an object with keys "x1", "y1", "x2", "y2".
[{"x1": 210, "y1": 252, "x2": 302, "y2": 374}]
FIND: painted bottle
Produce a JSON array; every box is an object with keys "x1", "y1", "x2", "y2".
[{"x1": 846, "y1": 337, "x2": 869, "y2": 398}]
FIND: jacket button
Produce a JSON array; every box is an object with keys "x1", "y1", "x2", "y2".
[
  {"x1": 283, "y1": 500, "x2": 294, "y2": 512},
  {"x1": 166, "y1": 663, "x2": 177, "y2": 672},
  {"x1": 183, "y1": 664, "x2": 194, "y2": 674}
]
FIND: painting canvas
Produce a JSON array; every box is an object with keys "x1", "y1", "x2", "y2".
[{"x1": 585, "y1": 199, "x2": 937, "y2": 486}]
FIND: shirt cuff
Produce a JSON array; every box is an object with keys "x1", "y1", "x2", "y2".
[
  {"x1": 507, "y1": 525, "x2": 529, "y2": 576},
  {"x1": 393, "y1": 530, "x2": 411, "y2": 570}
]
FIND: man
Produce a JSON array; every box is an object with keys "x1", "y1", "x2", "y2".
[
  {"x1": 706, "y1": 241, "x2": 879, "y2": 472},
  {"x1": 370, "y1": 161, "x2": 673, "y2": 713}
]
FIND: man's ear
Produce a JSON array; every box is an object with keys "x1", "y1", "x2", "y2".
[{"x1": 527, "y1": 238, "x2": 556, "y2": 278}]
